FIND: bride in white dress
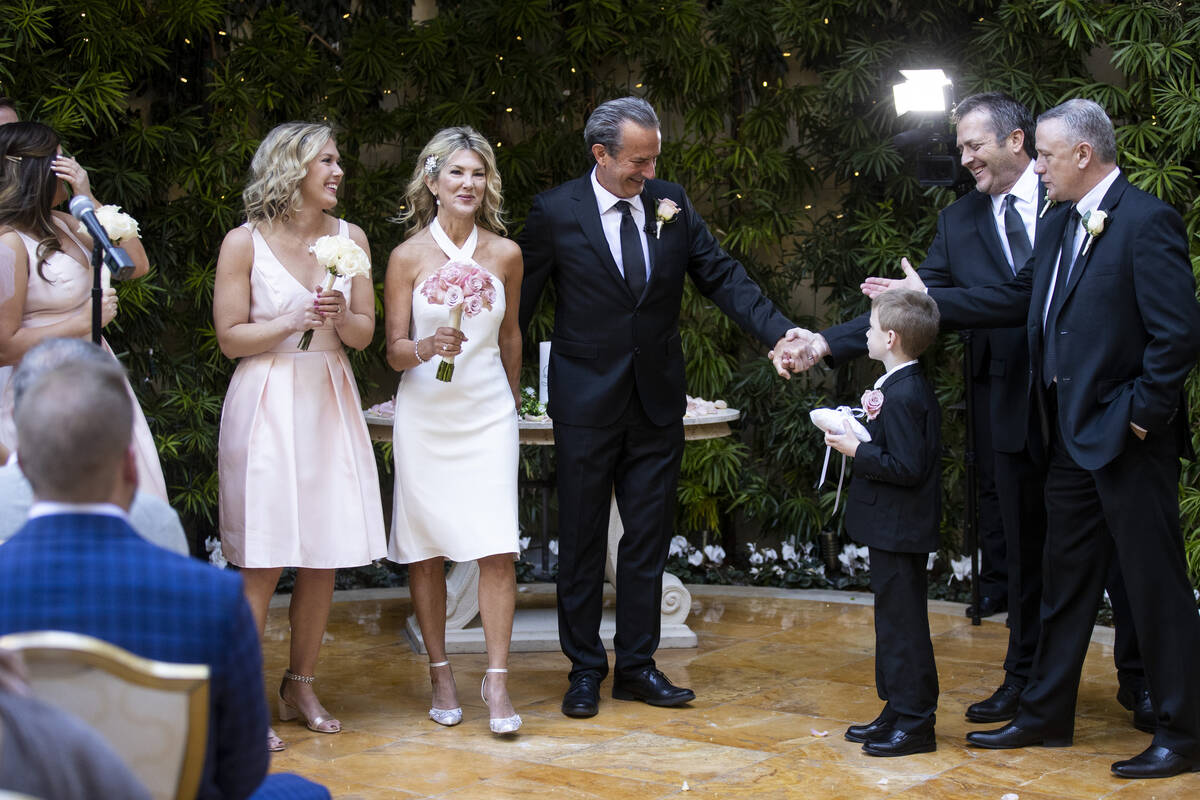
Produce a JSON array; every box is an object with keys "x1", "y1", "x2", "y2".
[{"x1": 384, "y1": 127, "x2": 523, "y2": 734}]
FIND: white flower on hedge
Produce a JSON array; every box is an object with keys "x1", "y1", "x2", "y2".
[
  {"x1": 948, "y1": 555, "x2": 972, "y2": 583},
  {"x1": 926, "y1": 553, "x2": 936, "y2": 571},
  {"x1": 762, "y1": 547, "x2": 778, "y2": 562},
  {"x1": 801, "y1": 541, "x2": 815, "y2": 559},
  {"x1": 548, "y1": 539, "x2": 559, "y2": 556},
  {"x1": 204, "y1": 536, "x2": 227, "y2": 569},
  {"x1": 669, "y1": 535, "x2": 690, "y2": 557},
  {"x1": 703, "y1": 544, "x2": 725, "y2": 565},
  {"x1": 747, "y1": 544, "x2": 764, "y2": 566},
  {"x1": 519, "y1": 536, "x2": 531, "y2": 552},
  {"x1": 687, "y1": 550, "x2": 704, "y2": 567},
  {"x1": 773, "y1": 564, "x2": 785, "y2": 576},
  {"x1": 838, "y1": 544, "x2": 869, "y2": 574},
  {"x1": 813, "y1": 563, "x2": 826, "y2": 578},
  {"x1": 781, "y1": 542, "x2": 797, "y2": 563}
]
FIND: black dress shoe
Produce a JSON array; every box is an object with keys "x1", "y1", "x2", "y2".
[
  {"x1": 1116, "y1": 684, "x2": 1156, "y2": 734},
  {"x1": 966, "y1": 682, "x2": 1022, "y2": 723},
  {"x1": 562, "y1": 673, "x2": 600, "y2": 718},
  {"x1": 862, "y1": 726, "x2": 936, "y2": 757},
  {"x1": 845, "y1": 711, "x2": 898, "y2": 743},
  {"x1": 1111, "y1": 745, "x2": 1200, "y2": 779},
  {"x1": 966, "y1": 723, "x2": 1071, "y2": 749},
  {"x1": 965, "y1": 595, "x2": 1006, "y2": 618},
  {"x1": 612, "y1": 667, "x2": 695, "y2": 707}
]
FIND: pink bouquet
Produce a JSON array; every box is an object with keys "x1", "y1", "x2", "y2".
[{"x1": 420, "y1": 260, "x2": 497, "y2": 381}]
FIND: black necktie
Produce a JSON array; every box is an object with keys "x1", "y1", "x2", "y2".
[
  {"x1": 1042, "y1": 207, "x2": 1080, "y2": 386},
  {"x1": 616, "y1": 200, "x2": 646, "y2": 300},
  {"x1": 1003, "y1": 194, "x2": 1032, "y2": 274}
]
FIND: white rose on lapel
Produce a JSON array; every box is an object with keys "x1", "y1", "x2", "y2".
[
  {"x1": 1080, "y1": 209, "x2": 1107, "y2": 255},
  {"x1": 654, "y1": 197, "x2": 681, "y2": 239}
]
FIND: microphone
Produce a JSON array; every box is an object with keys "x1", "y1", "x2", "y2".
[{"x1": 69, "y1": 196, "x2": 136, "y2": 280}]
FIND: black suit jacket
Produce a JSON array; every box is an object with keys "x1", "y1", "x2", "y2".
[
  {"x1": 823, "y1": 183, "x2": 1066, "y2": 453},
  {"x1": 519, "y1": 174, "x2": 793, "y2": 427},
  {"x1": 929, "y1": 173, "x2": 1200, "y2": 470},
  {"x1": 845, "y1": 364, "x2": 942, "y2": 554}
]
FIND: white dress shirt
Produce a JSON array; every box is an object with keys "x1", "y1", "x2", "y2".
[
  {"x1": 874, "y1": 359, "x2": 919, "y2": 390},
  {"x1": 1042, "y1": 166, "x2": 1121, "y2": 325},
  {"x1": 990, "y1": 160, "x2": 1040, "y2": 269},
  {"x1": 590, "y1": 167, "x2": 651, "y2": 283}
]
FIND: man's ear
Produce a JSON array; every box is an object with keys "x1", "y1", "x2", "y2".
[
  {"x1": 591, "y1": 143, "x2": 607, "y2": 165},
  {"x1": 1075, "y1": 141, "x2": 1093, "y2": 170},
  {"x1": 1007, "y1": 129, "x2": 1025, "y2": 155}
]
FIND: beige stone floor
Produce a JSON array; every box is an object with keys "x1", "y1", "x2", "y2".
[{"x1": 263, "y1": 586, "x2": 1200, "y2": 799}]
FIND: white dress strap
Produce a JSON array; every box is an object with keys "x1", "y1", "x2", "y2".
[{"x1": 429, "y1": 218, "x2": 478, "y2": 263}]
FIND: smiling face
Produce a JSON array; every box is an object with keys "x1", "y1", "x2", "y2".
[
  {"x1": 299, "y1": 137, "x2": 343, "y2": 210},
  {"x1": 593, "y1": 121, "x2": 660, "y2": 199},
  {"x1": 956, "y1": 109, "x2": 1029, "y2": 197},
  {"x1": 1033, "y1": 117, "x2": 1087, "y2": 203},
  {"x1": 426, "y1": 148, "x2": 486, "y2": 218}
]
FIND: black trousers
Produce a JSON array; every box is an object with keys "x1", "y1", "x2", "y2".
[
  {"x1": 553, "y1": 391, "x2": 684, "y2": 681},
  {"x1": 971, "y1": 376, "x2": 1007, "y2": 604},
  {"x1": 993, "y1": 447, "x2": 1144, "y2": 689},
  {"x1": 869, "y1": 547, "x2": 938, "y2": 731},
  {"x1": 1014, "y1": 408, "x2": 1200, "y2": 754}
]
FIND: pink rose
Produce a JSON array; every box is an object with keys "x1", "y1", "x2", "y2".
[
  {"x1": 481, "y1": 286, "x2": 497, "y2": 308},
  {"x1": 861, "y1": 389, "x2": 884, "y2": 420},
  {"x1": 444, "y1": 285, "x2": 464, "y2": 308},
  {"x1": 467, "y1": 272, "x2": 485, "y2": 294},
  {"x1": 442, "y1": 264, "x2": 464, "y2": 286},
  {"x1": 463, "y1": 294, "x2": 484, "y2": 317}
]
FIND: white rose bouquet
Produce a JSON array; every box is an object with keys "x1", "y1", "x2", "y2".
[
  {"x1": 299, "y1": 234, "x2": 371, "y2": 351},
  {"x1": 78, "y1": 205, "x2": 139, "y2": 244}
]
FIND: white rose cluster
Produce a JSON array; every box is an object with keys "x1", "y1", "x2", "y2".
[
  {"x1": 80, "y1": 205, "x2": 140, "y2": 244},
  {"x1": 311, "y1": 234, "x2": 371, "y2": 280}
]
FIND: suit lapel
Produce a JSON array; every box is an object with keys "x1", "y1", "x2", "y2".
[
  {"x1": 638, "y1": 185, "x2": 662, "y2": 303},
  {"x1": 1061, "y1": 174, "x2": 1128, "y2": 300},
  {"x1": 1027, "y1": 201, "x2": 1072, "y2": 354},
  {"x1": 570, "y1": 175, "x2": 628, "y2": 293},
  {"x1": 970, "y1": 192, "x2": 1012, "y2": 278}
]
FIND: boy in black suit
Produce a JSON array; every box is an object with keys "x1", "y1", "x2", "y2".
[{"x1": 825, "y1": 289, "x2": 942, "y2": 757}]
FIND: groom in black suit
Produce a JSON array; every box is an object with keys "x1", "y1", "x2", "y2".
[
  {"x1": 787, "y1": 93, "x2": 1148, "y2": 732},
  {"x1": 873, "y1": 99, "x2": 1200, "y2": 778},
  {"x1": 519, "y1": 97, "x2": 796, "y2": 717}
]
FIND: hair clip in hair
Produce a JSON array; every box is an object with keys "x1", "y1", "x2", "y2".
[
  {"x1": 4, "y1": 155, "x2": 20, "y2": 164},
  {"x1": 423, "y1": 155, "x2": 438, "y2": 175}
]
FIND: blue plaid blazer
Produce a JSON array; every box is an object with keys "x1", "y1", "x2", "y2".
[{"x1": 0, "y1": 513, "x2": 269, "y2": 800}]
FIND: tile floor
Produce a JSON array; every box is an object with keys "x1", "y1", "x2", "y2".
[{"x1": 263, "y1": 585, "x2": 1200, "y2": 799}]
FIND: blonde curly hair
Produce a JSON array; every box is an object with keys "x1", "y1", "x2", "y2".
[
  {"x1": 396, "y1": 127, "x2": 505, "y2": 238},
  {"x1": 243, "y1": 122, "x2": 334, "y2": 224}
]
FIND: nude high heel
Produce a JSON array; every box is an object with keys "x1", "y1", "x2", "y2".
[
  {"x1": 428, "y1": 660, "x2": 463, "y2": 726},
  {"x1": 482, "y1": 668, "x2": 521, "y2": 734},
  {"x1": 278, "y1": 670, "x2": 341, "y2": 733}
]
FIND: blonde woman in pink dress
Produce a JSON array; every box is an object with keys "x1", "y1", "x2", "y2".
[
  {"x1": 385, "y1": 127, "x2": 523, "y2": 735},
  {"x1": 0, "y1": 122, "x2": 167, "y2": 501},
  {"x1": 214, "y1": 122, "x2": 385, "y2": 752}
]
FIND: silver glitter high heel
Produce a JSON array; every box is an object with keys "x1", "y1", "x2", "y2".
[
  {"x1": 482, "y1": 668, "x2": 521, "y2": 734},
  {"x1": 428, "y1": 660, "x2": 462, "y2": 726}
]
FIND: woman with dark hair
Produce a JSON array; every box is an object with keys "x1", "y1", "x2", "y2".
[
  {"x1": 0, "y1": 121, "x2": 166, "y2": 500},
  {"x1": 385, "y1": 126, "x2": 523, "y2": 734},
  {"x1": 214, "y1": 121, "x2": 385, "y2": 752}
]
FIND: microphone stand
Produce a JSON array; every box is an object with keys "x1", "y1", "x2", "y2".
[
  {"x1": 961, "y1": 330, "x2": 981, "y2": 626},
  {"x1": 90, "y1": 240, "x2": 104, "y2": 345}
]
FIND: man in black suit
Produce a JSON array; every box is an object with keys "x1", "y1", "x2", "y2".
[
  {"x1": 519, "y1": 97, "x2": 796, "y2": 718},
  {"x1": 871, "y1": 99, "x2": 1200, "y2": 778},
  {"x1": 784, "y1": 92, "x2": 1149, "y2": 732}
]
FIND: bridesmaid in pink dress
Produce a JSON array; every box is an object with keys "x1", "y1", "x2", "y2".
[
  {"x1": 0, "y1": 122, "x2": 167, "y2": 501},
  {"x1": 214, "y1": 122, "x2": 385, "y2": 752}
]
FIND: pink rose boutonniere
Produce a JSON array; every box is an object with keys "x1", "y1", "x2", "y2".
[
  {"x1": 654, "y1": 197, "x2": 681, "y2": 239},
  {"x1": 860, "y1": 389, "x2": 885, "y2": 421}
]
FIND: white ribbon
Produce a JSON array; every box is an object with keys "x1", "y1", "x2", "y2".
[{"x1": 814, "y1": 405, "x2": 868, "y2": 515}]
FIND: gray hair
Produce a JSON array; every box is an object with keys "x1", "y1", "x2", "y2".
[
  {"x1": 953, "y1": 92, "x2": 1036, "y2": 159},
  {"x1": 1038, "y1": 99, "x2": 1117, "y2": 164},
  {"x1": 11, "y1": 338, "x2": 113, "y2": 412},
  {"x1": 584, "y1": 97, "x2": 660, "y2": 156},
  {"x1": 15, "y1": 360, "x2": 133, "y2": 501}
]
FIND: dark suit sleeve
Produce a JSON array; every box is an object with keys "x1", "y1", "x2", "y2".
[
  {"x1": 927, "y1": 261, "x2": 1032, "y2": 330},
  {"x1": 518, "y1": 193, "x2": 554, "y2": 334},
  {"x1": 1128, "y1": 204, "x2": 1200, "y2": 429},
  {"x1": 681, "y1": 193, "x2": 795, "y2": 347},
  {"x1": 215, "y1": 578, "x2": 269, "y2": 799},
  {"x1": 852, "y1": 390, "x2": 935, "y2": 487}
]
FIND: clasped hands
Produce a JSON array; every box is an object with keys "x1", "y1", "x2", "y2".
[{"x1": 768, "y1": 257, "x2": 927, "y2": 378}]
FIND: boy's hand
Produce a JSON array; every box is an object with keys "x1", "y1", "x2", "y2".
[{"x1": 825, "y1": 428, "x2": 859, "y2": 457}]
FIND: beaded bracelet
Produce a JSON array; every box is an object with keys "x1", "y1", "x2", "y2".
[{"x1": 413, "y1": 337, "x2": 429, "y2": 364}]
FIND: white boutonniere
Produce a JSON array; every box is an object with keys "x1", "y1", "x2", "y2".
[
  {"x1": 653, "y1": 197, "x2": 681, "y2": 239},
  {"x1": 1039, "y1": 198, "x2": 1055, "y2": 219},
  {"x1": 1080, "y1": 209, "x2": 1107, "y2": 255}
]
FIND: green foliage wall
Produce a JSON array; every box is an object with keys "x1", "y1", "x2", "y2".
[{"x1": 3, "y1": 0, "x2": 1199, "y2": 584}]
